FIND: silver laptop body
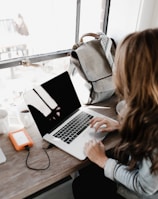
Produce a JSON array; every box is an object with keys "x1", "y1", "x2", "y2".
[{"x1": 23, "y1": 71, "x2": 108, "y2": 160}]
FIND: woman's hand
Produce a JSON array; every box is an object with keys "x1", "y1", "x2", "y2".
[
  {"x1": 84, "y1": 140, "x2": 108, "y2": 168},
  {"x1": 89, "y1": 117, "x2": 120, "y2": 133}
]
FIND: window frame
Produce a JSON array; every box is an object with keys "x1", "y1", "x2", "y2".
[{"x1": 0, "y1": 0, "x2": 111, "y2": 69}]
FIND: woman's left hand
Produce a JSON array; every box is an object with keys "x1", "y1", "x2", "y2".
[{"x1": 84, "y1": 140, "x2": 108, "y2": 168}]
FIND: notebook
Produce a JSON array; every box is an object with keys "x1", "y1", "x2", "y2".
[{"x1": 23, "y1": 71, "x2": 109, "y2": 160}]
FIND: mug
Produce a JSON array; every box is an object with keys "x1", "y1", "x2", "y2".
[
  {"x1": 19, "y1": 110, "x2": 33, "y2": 128},
  {"x1": 0, "y1": 109, "x2": 9, "y2": 134}
]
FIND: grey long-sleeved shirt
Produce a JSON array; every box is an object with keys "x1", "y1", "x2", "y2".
[{"x1": 104, "y1": 158, "x2": 158, "y2": 199}]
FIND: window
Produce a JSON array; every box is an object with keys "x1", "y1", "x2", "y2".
[
  {"x1": 0, "y1": 0, "x2": 110, "y2": 66},
  {"x1": 0, "y1": 0, "x2": 110, "y2": 111}
]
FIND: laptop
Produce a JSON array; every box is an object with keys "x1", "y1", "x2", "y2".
[{"x1": 23, "y1": 71, "x2": 109, "y2": 160}]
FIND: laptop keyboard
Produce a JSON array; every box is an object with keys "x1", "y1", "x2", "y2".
[{"x1": 53, "y1": 111, "x2": 93, "y2": 144}]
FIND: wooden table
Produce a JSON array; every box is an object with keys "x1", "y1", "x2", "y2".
[{"x1": 0, "y1": 94, "x2": 120, "y2": 199}]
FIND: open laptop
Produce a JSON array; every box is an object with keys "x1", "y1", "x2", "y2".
[{"x1": 23, "y1": 71, "x2": 109, "y2": 160}]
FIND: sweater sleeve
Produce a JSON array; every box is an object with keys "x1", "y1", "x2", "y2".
[{"x1": 104, "y1": 158, "x2": 158, "y2": 196}]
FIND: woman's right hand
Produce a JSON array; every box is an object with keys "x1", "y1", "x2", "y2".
[{"x1": 89, "y1": 117, "x2": 120, "y2": 133}]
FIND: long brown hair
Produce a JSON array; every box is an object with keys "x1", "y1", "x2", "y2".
[{"x1": 114, "y1": 28, "x2": 158, "y2": 174}]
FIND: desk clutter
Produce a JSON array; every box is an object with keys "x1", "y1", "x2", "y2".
[
  {"x1": 0, "y1": 106, "x2": 52, "y2": 170},
  {"x1": 0, "y1": 103, "x2": 34, "y2": 166},
  {"x1": 0, "y1": 102, "x2": 34, "y2": 135},
  {"x1": 0, "y1": 99, "x2": 55, "y2": 171}
]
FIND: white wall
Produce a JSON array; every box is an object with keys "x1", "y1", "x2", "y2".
[
  {"x1": 151, "y1": 1, "x2": 158, "y2": 27},
  {"x1": 136, "y1": 0, "x2": 158, "y2": 30},
  {"x1": 107, "y1": 0, "x2": 158, "y2": 43}
]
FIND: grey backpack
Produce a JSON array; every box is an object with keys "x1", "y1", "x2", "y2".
[{"x1": 68, "y1": 32, "x2": 116, "y2": 104}]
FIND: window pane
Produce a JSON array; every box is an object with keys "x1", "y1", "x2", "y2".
[
  {"x1": 0, "y1": 0, "x2": 107, "y2": 62},
  {"x1": 79, "y1": 0, "x2": 105, "y2": 37},
  {"x1": 0, "y1": 0, "x2": 77, "y2": 61}
]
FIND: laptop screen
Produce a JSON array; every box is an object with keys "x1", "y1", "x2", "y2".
[{"x1": 23, "y1": 71, "x2": 81, "y2": 137}]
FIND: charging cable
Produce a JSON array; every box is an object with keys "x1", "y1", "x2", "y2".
[{"x1": 25, "y1": 143, "x2": 54, "y2": 170}]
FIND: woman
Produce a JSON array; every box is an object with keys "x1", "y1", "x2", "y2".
[{"x1": 72, "y1": 28, "x2": 158, "y2": 199}]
